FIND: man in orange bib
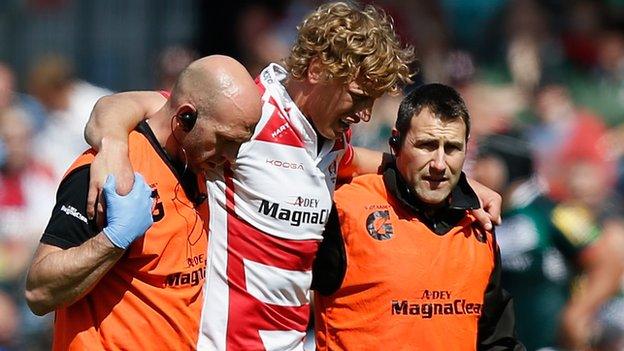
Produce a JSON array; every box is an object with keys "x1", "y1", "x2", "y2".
[
  {"x1": 23, "y1": 56, "x2": 261, "y2": 350},
  {"x1": 312, "y1": 84, "x2": 524, "y2": 350}
]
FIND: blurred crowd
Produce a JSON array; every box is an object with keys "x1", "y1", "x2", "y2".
[{"x1": 1, "y1": 0, "x2": 624, "y2": 350}]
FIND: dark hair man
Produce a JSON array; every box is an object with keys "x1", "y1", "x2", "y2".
[{"x1": 312, "y1": 84, "x2": 524, "y2": 350}]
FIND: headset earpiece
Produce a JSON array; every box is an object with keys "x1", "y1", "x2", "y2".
[
  {"x1": 389, "y1": 135, "x2": 400, "y2": 148},
  {"x1": 178, "y1": 110, "x2": 197, "y2": 132},
  {"x1": 389, "y1": 130, "x2": 401, "y2": 150}
]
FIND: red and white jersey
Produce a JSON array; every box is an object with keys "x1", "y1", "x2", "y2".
[{"x1": 199, "y1": 64, "x2": 352, "y2": 350}]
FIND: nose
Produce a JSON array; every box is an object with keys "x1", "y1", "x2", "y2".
[{"x1": 430, "y1": 148, "x2": 447, "y2": 173}]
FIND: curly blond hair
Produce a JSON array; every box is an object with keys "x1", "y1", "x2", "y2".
[{"x1": 285, "y1": 1, "x2": 415, "y2": 96}]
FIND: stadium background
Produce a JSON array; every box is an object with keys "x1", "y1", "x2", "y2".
[{"x1": 1, "y1": 0, "x2": 624, "y2": 349}]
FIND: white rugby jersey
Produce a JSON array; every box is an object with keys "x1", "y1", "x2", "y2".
[{"x1": 198, "y1": 64, "x2": 353, "y2": 351}]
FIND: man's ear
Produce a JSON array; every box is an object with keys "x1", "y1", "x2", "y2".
[{"x1": 307, "y1": 57, "x2": 324, "y2": 84}]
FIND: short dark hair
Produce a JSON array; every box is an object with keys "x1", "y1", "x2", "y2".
[{"x1": 395, "y1": 83, "x2": 470, "y2": 145}]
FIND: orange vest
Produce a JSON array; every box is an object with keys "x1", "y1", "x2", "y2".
[
  {"x1": 52, "y1": 128, "x2": 208, "y2": 351},
  {"x1": 315, "y1": 174, "x2": 495, "y2": 351}
]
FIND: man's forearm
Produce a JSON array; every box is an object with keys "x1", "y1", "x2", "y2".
[
  {"x1": 84, "y1": 91, "x2": 165, "y2": 216},
  {"x1": 338, "y1": 147, "x2": 387, "y2": 180},
  {"x1": 85, "y1": 91, "x2": 166, "y2": 150},
  {"x1": 25, "y1": 233, "x2": 124, "y2": 315}
]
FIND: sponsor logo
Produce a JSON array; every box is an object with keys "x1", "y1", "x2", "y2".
[
  {"x1": 364, "y1": 204, "x2": 391, "y2": 211},
  {"x1": 421, "y1": 289, "x2": 451, "y2": 299},
  {"x1": 60, "y1": 205, "x2": 88, "y2": 224},
  {"x1": 328, "y1": 160, "x2": 337, "y2": 177},
  {"x1": 287, "y1": 196, "x2": 319, "y2": 208},
  {"x1": 165, "y1": 266, "x2": 205, "y2": 287},
  {"x1": 271, "y1": 123, "x2": 290, "y2": 138},
  {"x1": 391, "y1": 299, "x2": 483, "y2": 318},
  {"x1": 366, "y1": 210, "x2": 394, "y2": 240},
  {"x1": 391, "y1": 290, "x2": 482, "y2": 319},
  {"x1": 187, "y1": 254, "x2": 204, "y2": 268},
  {"x1": 258, "y1": 200, "x2": 328, "y2": 227},
  {"x1": 262, "y1": 70, "x2": 273, "y2": 84},
  {"x1": 266, "y1": 159, "x2": 304, "y2": 171},
  {"x1": 327, "y1": 160, "x2": 338, "y2": 184},
  {"x1": 151, "y1": 187, "x2": 164, "y2": 222}
]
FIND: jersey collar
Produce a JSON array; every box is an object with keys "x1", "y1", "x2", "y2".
[{"x1": 258, "y1": 63, "x2": 339, "y2": 159}]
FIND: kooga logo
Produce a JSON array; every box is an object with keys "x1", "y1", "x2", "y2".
[
  {"x1": 258, "y1": 200, "x2": 328, "y2": 227},
  {"x1": 266, "y1": 159, "x2": 304, "y2": 170}
]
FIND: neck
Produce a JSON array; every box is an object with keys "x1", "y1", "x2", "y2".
[
  {"x1": 145, "y1": 108, "x2": 180, "y2": 162},
  {"x1": 422, "y1": 202, "x2": 448, "y2": 218},
  {"x1": 285, "y1": 78, "x2": 327, "y2": 147},
  {"x1": 284, "y1": 78, "x2": 312, "y2": 122}
]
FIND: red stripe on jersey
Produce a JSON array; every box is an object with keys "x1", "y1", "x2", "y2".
[
  {"x1": 228, "y1": 212, "x2": 319, "y2": 271},
  {"x1": 344, "y1": 128, "x2": 352, "y2": 143},
  {"x1": 331, "y1": 131, "x2": 347, "y2": 152},
  {"x1": 255, "y1": 107, "x2": 305, "y2": 148},
  {"x1": 224, "y1": 169, "x2": 313, "y2": 350}
]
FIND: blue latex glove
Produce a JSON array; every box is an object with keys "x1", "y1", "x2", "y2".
[{"x1": 102, "y1": 173, "x2": 154, "y2": 249}]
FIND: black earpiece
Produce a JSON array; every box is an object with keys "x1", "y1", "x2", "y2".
[
  {"x1": 389, "y1": 131, "x2": 401, "y2": 155},
  {"x1": 178, "y1": 110, "x2": 197, "y2": 132},
  {"x1": 388, "y1": 135, "x2": 400, "y2": 148}
]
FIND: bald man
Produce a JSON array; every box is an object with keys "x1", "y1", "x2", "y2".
[{"x1": 24, "y1": 56, "x2": 261, "y2": 350}]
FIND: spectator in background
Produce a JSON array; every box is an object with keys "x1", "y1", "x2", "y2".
[
  {"x1": 235, "y1": 3, "x2": 291, "y2": 77},
  {"x1": 569, "y1": 28, "x2": 624, "y2": 126},
  {"x1": 155, "y1": 45, "x2": 198, "y2": 91},
  {"x1": 0, "y1": 63, "x2": 14, "y2": 110},
  {"x1": 0, "y1": 291, "x2": 19, "y2": 350},
  {"x1": 472, "y1": 133, "x2": 623, "y2": 350},
  {"x1": 0, "y1": 107, "x2": 56, "y2": 351},
  {"x1": 0, "y1": 108, "x2": 56, "y2": 283},
  {"x1": 27, "y1": 54, "x2": 112, "y2": 181},
  {"x1": 526, "y1": 83, "x2": 614, "y2": 201},
  {"x1": 563, "y1": 159, "x2": 624, "y2": 351},
  {"x1": 594, "y1": 29, "x2": 624, "y2": 87},
  {"x1": 503, "y1": 0, "x2": 560, "y2": 94},
  {"x1": 0, "y1": 62, "x2": 47, "y2": 132},
  {"x1": 561, "y1": 0, "x2": 604, "y2": 70}
]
